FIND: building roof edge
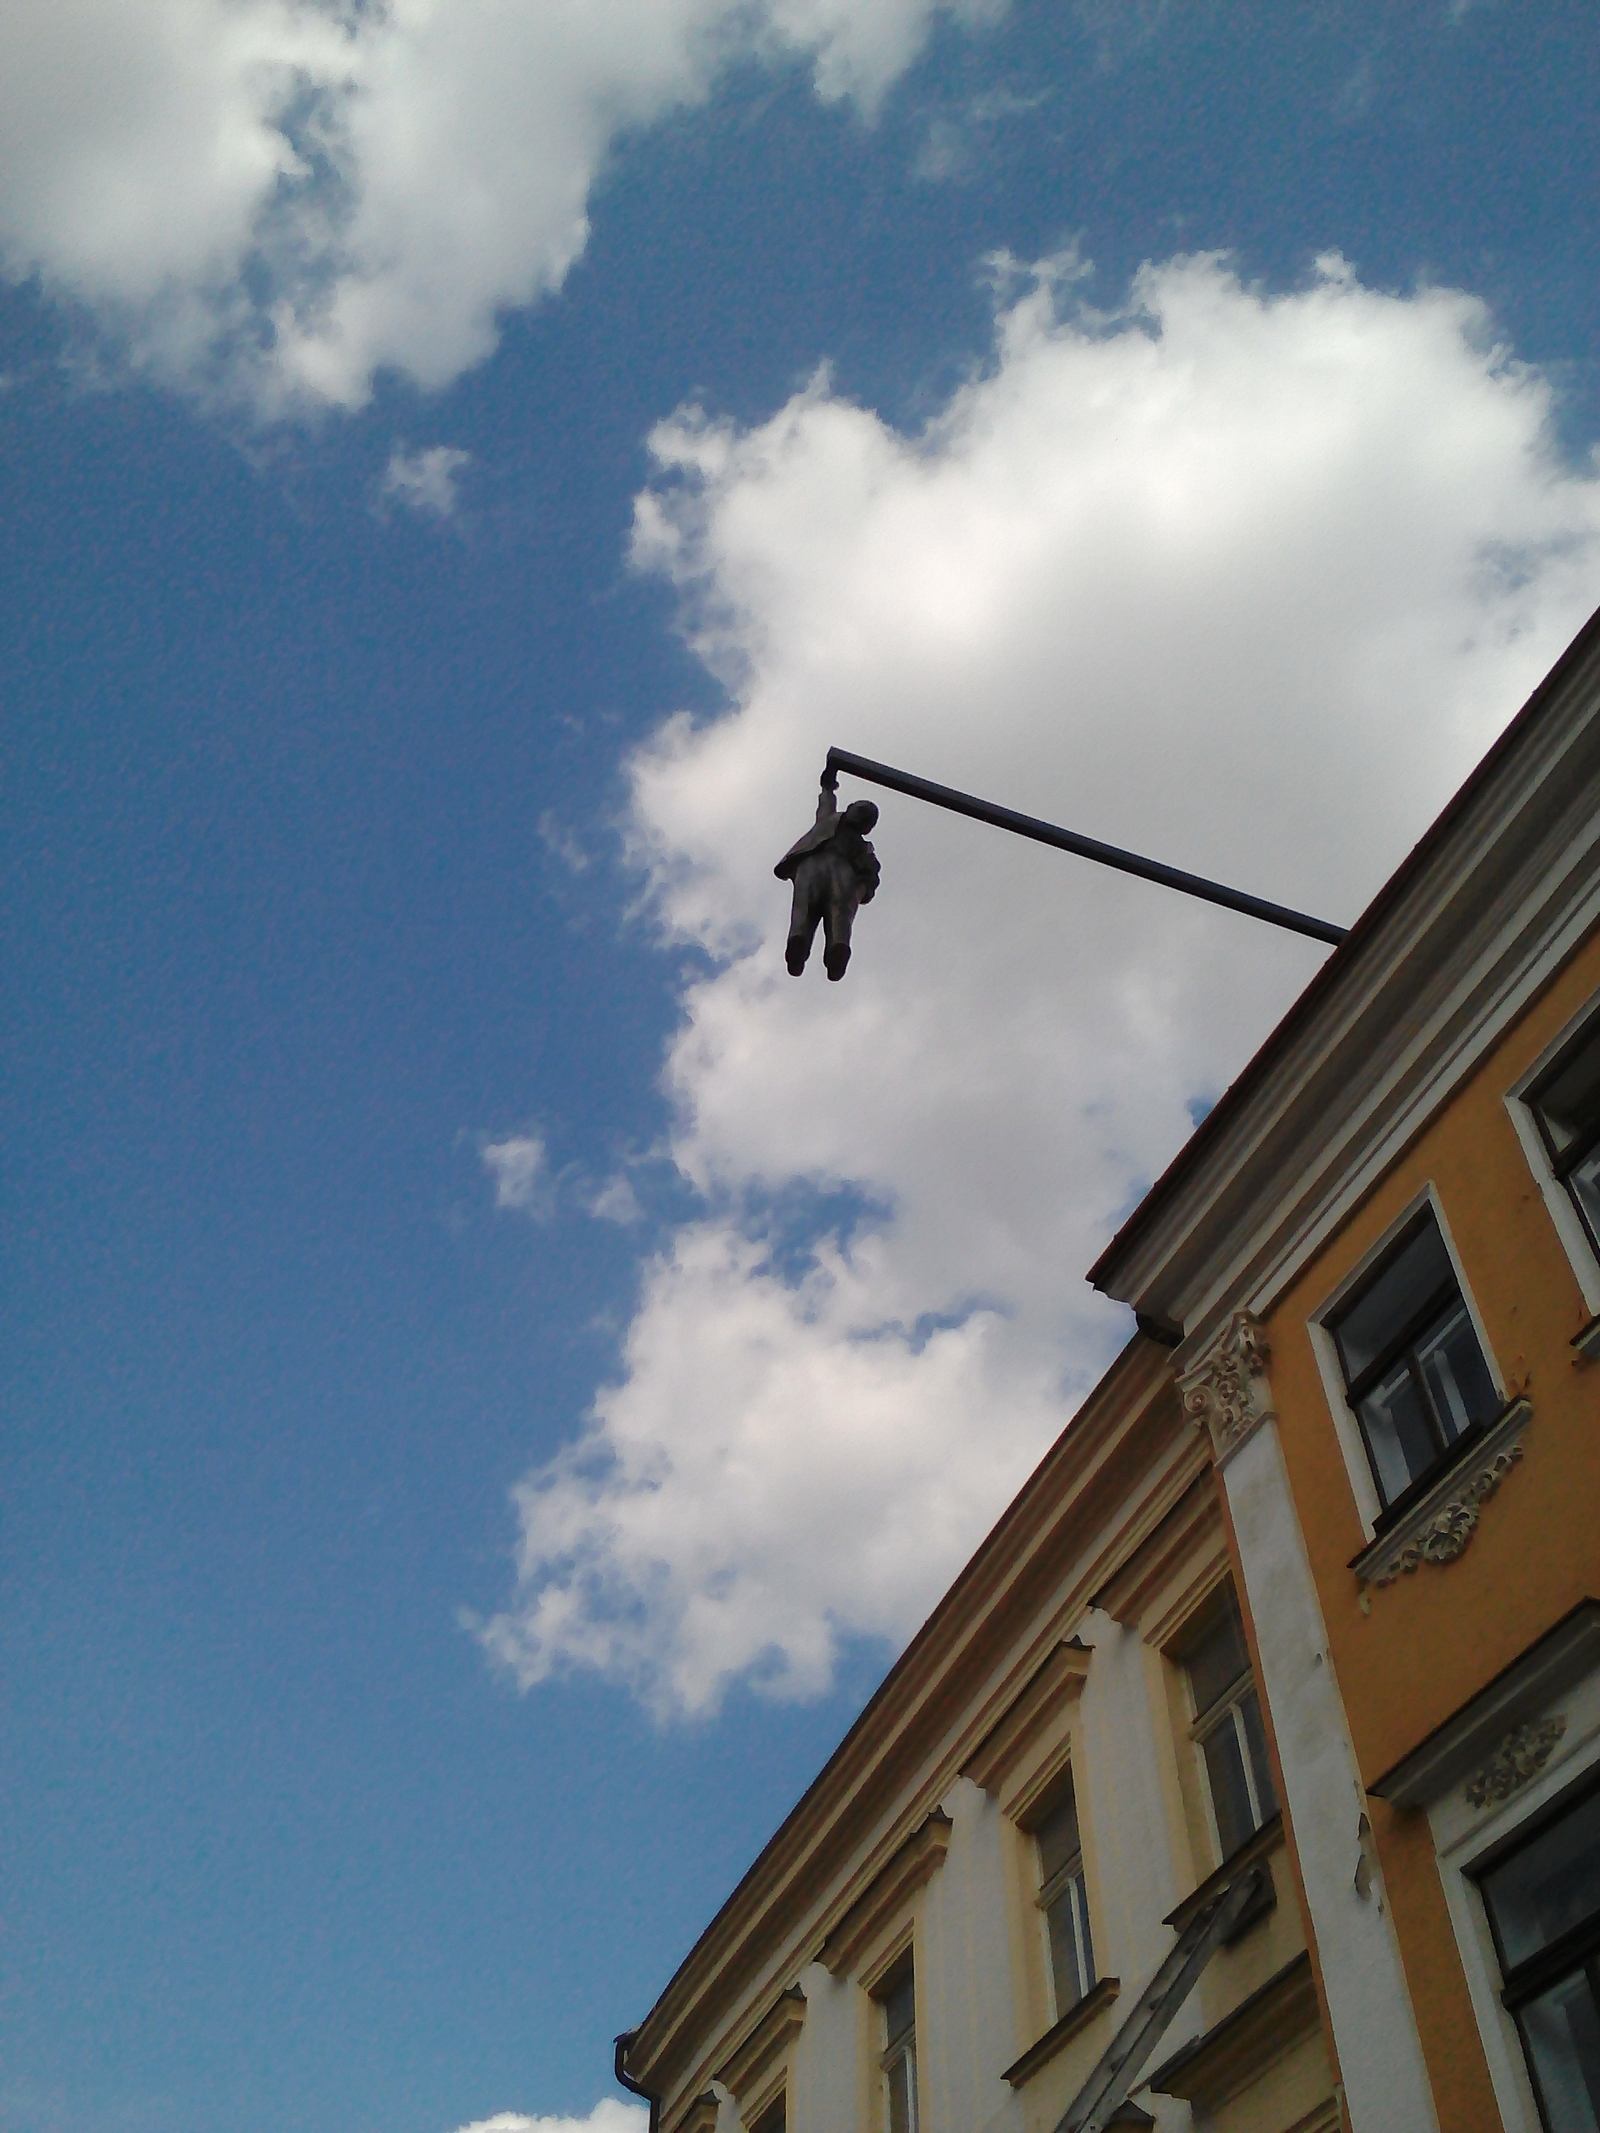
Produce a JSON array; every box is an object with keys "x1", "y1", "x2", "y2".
[{"x1": 1087, "y1": 599, "x2": 1600, "y2": 1299}]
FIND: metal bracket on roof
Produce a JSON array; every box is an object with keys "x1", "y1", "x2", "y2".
[{"x1": 1053, "y1": 1863, "x2": 1267, "y2": 2133}]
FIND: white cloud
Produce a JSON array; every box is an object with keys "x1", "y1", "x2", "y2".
[
  {"x1": 912, "y1": 85, "x2": 1049, "y2": 181},
  {"x1": 539, "y1": 810, "x2": 592, "y2": 876},
  {"x1": 483, "y1": 1134, "x2": 552, "y2": 1217},
  {"x1": 0, "y1": 0, "x2": 995, "y2": 412},
  {"x1": 479, "y1": 251, "x2": 1600, "y2": 1716},
  {"x1": 451, "y1": 2103, "x2": 647, "y2": 2133},
  {"x1": 585, "y1": 1173, "x2": 647, "y2": 1225},
  {"x1": 382, "y1": 443, "x2": 472, "y2": 518}
]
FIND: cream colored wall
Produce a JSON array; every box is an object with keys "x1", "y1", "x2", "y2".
[
  {"x1": 789, "y1": 1963, "x2": 858, "y2": 2133},
  {"x1": 763, "y1": 1605, "x2": 1326, "y2": 2133},
  {"x1": 1204, "y1": 2030, "x2": 1337, "y2": 2133},
  {"x1": 709, "y1": 1625, "x2": 1337, "y2": 2133},
  {"x1": 814, "y1": 1604, "x2": 1305, "y2": 2133},
  {"x1": 917, "y1": 1781, "x2": 1022, "y2": 2133},
  {"x1": 1078, "y1": 1611, "x2": 1192, "y2": 1997},
  {"x1": 665, "y1": 1371, "x2": 1336, "y2": 2133},
  {"x1": 773, "y1": 1650, "x2": 1212, "y2": 2133}
]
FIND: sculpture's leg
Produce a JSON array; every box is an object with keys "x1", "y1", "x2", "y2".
[
  {"x1": 822, "y1": 888, "x2": 857, "y2": 982},
  {"x1": 786, "y1": 876, "x2": 821, "y2": 976}
]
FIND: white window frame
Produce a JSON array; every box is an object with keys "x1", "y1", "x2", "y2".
[
  {"x1": 1506, "y1": 990, "x2": 1600, "y2": 1318},
  {"x1": 1190, "y1": 1677, "x2": 1272, "y2": 1858},
  {"x1": 1307, "y1": 1183, "x2": 1505, "y2": 1541},
  {"x1": 1178, "y1": 1607, "x2": 1274, "y2": 1865},
  {"x1": 1428, "y1": 1664, "x2": 1600, "y2": 2133}
]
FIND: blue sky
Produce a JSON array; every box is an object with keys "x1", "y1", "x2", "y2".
[{"x1": 5, "y1": 6, "x2": 1600, "y2": 2132}]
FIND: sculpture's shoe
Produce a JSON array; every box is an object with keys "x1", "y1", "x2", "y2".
[
  {"x1": 786, "y1": 939, "x2": 808, "y2": 976},
  {"x1": 824, "y1": 943, "x2": 851, "y2": 982}
]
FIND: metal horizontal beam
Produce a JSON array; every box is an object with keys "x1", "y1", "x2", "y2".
[{"x1": 825, "y1": 747, "x2": 1347, "y2": 948}]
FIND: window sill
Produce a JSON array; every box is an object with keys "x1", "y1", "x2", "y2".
[
  {"x1": 1144, "y1": 1952, "x2": 1316, "y2": 2107},
  {"x1": 1350, "y1": 1397, "x2": 1531, "y2": 1589},
  {"x1": 1001, "y1": 1976, "x2": 1121, "y2": 2088},
  {"x1": 1573, "y1": 1313, "x2": 1600, "y2": 1361},
  {"x1": 1163, "y1": 1814, "x2": 1280, "y2": 1943}
]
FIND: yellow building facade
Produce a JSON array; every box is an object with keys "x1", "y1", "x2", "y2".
[{"x1": 1095, "y1": 606, "x2": 1600, "y2": 2131}]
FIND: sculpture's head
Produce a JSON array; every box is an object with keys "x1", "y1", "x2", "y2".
[{"x1": 842, "y1": 800, "x2": 879, "y2": 832}]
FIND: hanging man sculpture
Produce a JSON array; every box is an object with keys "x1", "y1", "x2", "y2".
[{"x1": 774, "y1": 766, "x2": 880, "y2": 980}]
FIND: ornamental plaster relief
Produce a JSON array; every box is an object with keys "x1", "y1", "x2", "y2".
[
  {"x1": 1350, "y1": 1398, "x2": 1532, "y2": 1590},
  {"x1": 1463, "y1": 1717, "x2": 1569, "y2": 1810},
  {"x1": 1178, "y1": 1310, "x2": 1277, "y2": 1467}
]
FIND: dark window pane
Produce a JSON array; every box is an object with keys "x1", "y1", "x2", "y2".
[
  {"x1": 1075, "y1": 1875, "x2": 1095, "y2": 2000},
  {"x1": 1239, "y1": 1688, "x2": 1278, "y2": 1823},
  {"x1": 1520, "y1": 1972, "x2": 1600, "y2": 2133},
  {"x1": 1569, "y1": 1148, "x2": 1600, "y2": 1251},
  {"x1": 751, "y1": 2099, "x2": 785, "y2": 2133},
  {"x1": 1332, "y1": 1219, "x2": 1453, "y2": 1380},
  {"x1": 1357, "y1": 1360, "x2": 1440, "y2": 1502},
  {"x1": 1201, "y1": 1714, "x2": 1256, "y2": 1859},
  {"x1": 1046, "y1": 1893, "x2": 1079, "y2": 2012},
  {"x1": 882, "y1": 1966, "x2": 915, "y2": 2049},
  {"x1": 1186, "y1": 1597, "x2": 1250, "y2": 1719},
  {"x1": 1534, "y1": 1027, "x2": 1600, "y2": 1164},
  {"x1": 1046, "y1": 1868, "x2": 1095, "y2": 2014},
  {"x1": 886, "y1": 2050, "x2": 916, "y2": 2133},
  {"x1": 1482, "y1": 1789, "x2": 1600, "y2": 1970},
  {"x1": 1416, "y1": 1301, "x2": 1499, "y2": 1443},
  {"x1": 1037, "y1": 1783, "x2": 1083, "y2": 1885}
]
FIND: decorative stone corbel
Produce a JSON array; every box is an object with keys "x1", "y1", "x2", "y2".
[
  {"x1": 672, "y1": 2095, "x2": 721, "y2": 2133},
  {"x1": 1464, "y1": 1716, "x2": 1568, "y2": 1809},
  {"x1": 1179, "y1": 1311, "x2": 1277, "y2": 1467}
]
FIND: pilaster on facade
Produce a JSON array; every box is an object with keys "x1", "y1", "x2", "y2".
[
  {"x1": 1163, "y1": 1313, "x2": 1442, "y2": 2133},
  {"x1": 1207, "y1": 1408, "x2": 1440, "y2": 2133}
]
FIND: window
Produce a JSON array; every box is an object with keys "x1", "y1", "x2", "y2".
[
  {"x1": 877, "y1": 1958, "x2": 917, "y2": 2133},
  {"x1": 749, "y1": 2100, "x2": 785, "y2": 2133},
  {"x1": 1034, "y1": 1778, "x2": 1095, "y2": 2018},
  {"x1": 1182, "y1": 1592, "x2": 1278, "y2": 1863},
  {"x1": 1476, "y1": 1779, "x2": 1600, "y2": 2132},
  {"x1": 1528, "y1": 1019, "x2": 1600, "y2": 1261},
  {"x1": 1326, "y1": 1208, "x2": 1499, "y2": 1513}
]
